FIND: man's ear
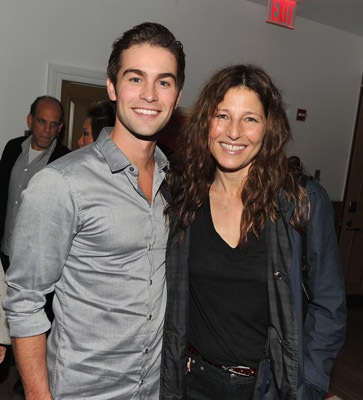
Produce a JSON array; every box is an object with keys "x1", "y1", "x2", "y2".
[
  {"x1": 174, "y1": 90, "x2": 183, "y2": 110},
  {"x1": 57, "y1": 122, "x2": 64, "y2": 134},
  {"x1": 26, "y1": 114, "x2": 33, "y2": 129},
  {"x1": 107, "y1": 78, "x2": 117, "y2": 102}
]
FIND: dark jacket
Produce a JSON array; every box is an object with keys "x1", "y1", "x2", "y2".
[
  {"x1": 160, "y1": 179, "x2": 346, "y2": 400},
  {"x1": 0, "y1": 136, "x2": 70, "y2": 241}
]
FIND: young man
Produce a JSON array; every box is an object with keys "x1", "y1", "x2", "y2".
[{"x1": 4, "y1": 22, "x2": 185, "y2": 399}]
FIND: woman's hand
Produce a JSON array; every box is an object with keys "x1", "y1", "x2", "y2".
[{"x1": 186, "y1": 356, "x2": 191, "y2": 374}]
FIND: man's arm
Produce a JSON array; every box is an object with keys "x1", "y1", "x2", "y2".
[
  {"x1": 13, "y1": 334, "x2": 53, "y2": 400},
  {"x1": 0, "y1": 345, "x2": 6, "y2": 363},
  {"x1": 4, "y1": 166, "x2": 78, "y2": 398}
]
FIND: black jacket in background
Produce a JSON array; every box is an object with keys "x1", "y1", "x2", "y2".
[{"x1": 0, "y1": 136, "x2": 70, "y2": 241}]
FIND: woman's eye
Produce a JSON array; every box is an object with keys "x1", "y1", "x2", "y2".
[
  {"x1": 216, "y1": 114, "x2": 228, "y2": 119},
  {"x1": 246, "y1": 117, "x2": 258, "y2": 123}
]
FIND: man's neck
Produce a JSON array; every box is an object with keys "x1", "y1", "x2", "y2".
[
  {"x1": 110, "y1": 127, "x2": 158, "y2": 204},
  {"x1": 110, "y1": 127, "x2": 157, "y2": 171}
]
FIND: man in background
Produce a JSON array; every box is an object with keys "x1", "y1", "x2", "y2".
[
  {"x1": 0, "y1": 95, "x2": 70, "y2": 271},
  {"x1": 4, "y1": 22, "x2": 185, "y2": 399}
]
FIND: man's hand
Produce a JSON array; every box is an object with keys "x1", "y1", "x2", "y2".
[{"x1": 0, "y1": 345, "x2": 6, "y2": 363}]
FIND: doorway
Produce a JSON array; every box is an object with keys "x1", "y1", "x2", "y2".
[
  {"x1": 60, "y1": 81, "x2": 109, "y2": 151},
  {"x1": 339, "y1": 80, "x2": 363, "y2": 295}
]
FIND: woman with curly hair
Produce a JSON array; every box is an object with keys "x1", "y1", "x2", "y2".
[{"x1": 160, "y1": 65, "x2": 346, "y2": 400}]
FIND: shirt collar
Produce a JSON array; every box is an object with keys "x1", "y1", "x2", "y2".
[
  {"x1": 21, "y1": 134, "x2": 32, "y2": 150},
  {"x1": 96, "y1": 128, "x2": 169, "y2": 173},
  {"x1": 22, "y1": 134, "x2": 57, "y2": 155}
]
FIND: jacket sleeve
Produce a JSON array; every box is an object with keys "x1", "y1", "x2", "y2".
[
  {"x1": 303, "y1": 181, "x2": 346, "y2": 393},
  {"x1": 3, "y1": 167, "x2": 78, "y2": 337},
  {"x1": 48, "y1": 141, "x2": 71, "y2": 164},
  {"x1": 0, "y1": 138, "x2": 23, "y2": 239}
]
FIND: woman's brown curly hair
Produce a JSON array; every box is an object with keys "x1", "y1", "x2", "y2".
[{"x1": 166, "y1": 64, "x2": 309, "y2": 247}]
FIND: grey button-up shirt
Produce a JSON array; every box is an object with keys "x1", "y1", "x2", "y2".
[
  {"x1": 1, "y1": 134, "x2": 56, "y2": 255},
  {"x1": 4, "y1": 129, "x2": 169, "y2": 399}
]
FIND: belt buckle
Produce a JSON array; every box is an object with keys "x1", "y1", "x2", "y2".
[{"x1": 225, "y1": 365, "x2": 251, "y2": 377}]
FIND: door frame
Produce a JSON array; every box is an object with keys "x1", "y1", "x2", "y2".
[
  {"x1": 338, "y1": 74, "x2": 363, "y2": 294},
  {"x1": 47, "y1": 63, "x2": 107, "y2": 99}
]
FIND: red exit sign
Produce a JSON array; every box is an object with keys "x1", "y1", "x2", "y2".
[{"x1": 266, "y1": 0, "x2": 297, "y2": 30}]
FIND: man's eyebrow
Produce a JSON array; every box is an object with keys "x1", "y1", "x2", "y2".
[
  {"x1": 123, "y1": 68, "x2": 144, "y2": 77},
  {"x1": 123, "y1": 69, "x2": 176, "y2": 83},
  {"x1": 158, "y1": 72, "x2": 177, "y2": 83}
]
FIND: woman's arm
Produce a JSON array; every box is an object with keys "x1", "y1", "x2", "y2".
[{"x1": 303, "y1": 181, "x2": 346, "y2": 394}]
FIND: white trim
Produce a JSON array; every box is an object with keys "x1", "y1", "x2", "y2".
[
  {"x1": 47, "y1": 63, "x2": 107, "y2": 99},
  {"x1": 68, "y1": 101, "x2": 75, "y2": 149}
]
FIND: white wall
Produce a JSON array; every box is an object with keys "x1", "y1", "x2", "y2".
[{"x1": 1, "y1": 0, "x2": 363, "y2": 200}]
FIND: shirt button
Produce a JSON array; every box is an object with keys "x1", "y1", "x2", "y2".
[
  {"x1": 145, "y1": 348, "x2": 149, "y2": 354},
  {"x1": 129, "y1": 167, "x2": 134, "y2": 172},
  {"x1": 148, "y1": 315, "x2": 152, "y2": 320},
  {"x1": 15, "y1": 201, "x2": 18, "y2": 204},
  {"x1": 24, "y1": 168, "x2": 28, "y2": 172},
  {"x1": 140, "y1": 379, "x2": 144, "y2": 385},
  {"x1": 149, "y1": 280, "x2": 152, "y2": 285}
]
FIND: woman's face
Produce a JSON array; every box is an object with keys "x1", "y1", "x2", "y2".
[
  {"x1": 78, "y1": 117, "x2": 93, "y2": 148},
  {"x1": 209, "y1": 86, "x2": 266, "y2": 179}
]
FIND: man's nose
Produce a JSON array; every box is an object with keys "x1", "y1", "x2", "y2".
[
  {"x1": 44, "y1": 122, "x2": 52, "y2": 132},
  {"x1": 141, "y1": 83, "x2": 158, "y2": 103}
]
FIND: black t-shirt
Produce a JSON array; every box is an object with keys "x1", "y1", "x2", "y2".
[{"x1": 188, "y1": 198, "x2": 268, "y2": 368}]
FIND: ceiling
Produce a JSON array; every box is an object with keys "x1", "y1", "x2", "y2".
[{"x1": 246, "y1": 0, "x2": 363, "y2": 37}]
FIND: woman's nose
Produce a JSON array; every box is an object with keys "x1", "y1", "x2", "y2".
[{"x1": 226, "y1": 121, "x2": 241, "y2": 139}]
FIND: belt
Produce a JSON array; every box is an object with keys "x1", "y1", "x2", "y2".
[{"x1": 187, "y1": 344, "x2": 258, "y2": 377}]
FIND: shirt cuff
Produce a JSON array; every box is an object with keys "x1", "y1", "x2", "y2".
[{"x1": 7, "y1": 309, "x2": 51, "y2": 338}]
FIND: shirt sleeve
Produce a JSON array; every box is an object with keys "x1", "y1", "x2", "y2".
[
  {"x1": 3, "y1": 167, "x2": 79, "y2": 338},
  {"x1": 303, "y1": 181, "x2": 346, "y2": 393}
]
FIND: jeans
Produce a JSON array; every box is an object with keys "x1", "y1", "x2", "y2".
[{"x1": 186, "y1": 352, "x2": 256, "y2": 400}]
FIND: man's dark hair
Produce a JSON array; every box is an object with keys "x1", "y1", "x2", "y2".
[
  {"x1": 107, "y1": 22, "x2": 185, "y2": 91},
  {"x1": 29, "y1": 96, "x2": 64, "y2": 123}
]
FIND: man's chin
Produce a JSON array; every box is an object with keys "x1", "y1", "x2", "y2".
[
  {"x1": 127, "y1": 125, "x2": 168, "y2": 141},
  {"x1": 39, "y1": 142, "x2": 52, "y2": 149},
  {"x1": 132, "y1": 131, "x2": 160, "y2": 142},
  {"x1": 31, "y1": 142, "x2": 51, "y2": 150}
]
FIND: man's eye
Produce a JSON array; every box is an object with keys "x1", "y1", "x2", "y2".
[
  {"x1": 159, "y1": 80, "x2": 170, "y2": 87},
  {"x1": 130, "y1": 77, "x2": 141, "y2": 83},
  {"x1": 50, "y1": 122, "x2": 60, "y2": 128}
]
